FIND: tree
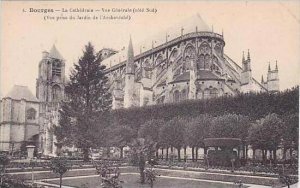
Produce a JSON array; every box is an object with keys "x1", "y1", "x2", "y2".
[
  {"x1": 0, "y1": 154, "x2": 10, "y2": 186},
  {"x1": 163, "y1": 117, "x2": 186, "y2": 162},
  {"x1": 50, "y1": 157, "x2": 71, "y2": 188},
  {"x1": 129, "y1": 138, "x2": 156, "y2": 184},
  {"x1": 248, "y1": 113, "x2": 284, "y2": 163},
  {"x1": 210, "y1": 114, "x2": 251, "y2": 159},
  {"x1": 55, "y1": 42, "x2": 112, "y2": 161},
  {"x1": 108, "y1": 125, "x2": 136, "y2": 158},
  {"x1": 282, "y1": 113, "x2": 299, "y2": 160},
  {"x1": 185, "y1": 114, "x2": 211, "y2": 161},
  {"x1": 139, "y1": 119, "x2": 165, "y2": 158}
]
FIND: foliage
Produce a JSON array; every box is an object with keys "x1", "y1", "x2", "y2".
[
  {"x1": 282, "y1": 113, "x2": 299, "y2": 151},
  {"x1": 94, "y1": 161, "x2": 122, "y2": 188},
  {"x1": 0, "y1": 154, "x2": 10, "y2": 186},
  {"x1": 106, "y1": 125, "x2": 135, "y2": 158},
  {"x1": 55, "y1": 42, "x2": 112, "y2": 161},
  {"x1": 248, "y1": 113, "x2": 284, "y2": 151},
  {"x1": 50, "y1": 157, "x2": 71, "y2": 188},
  {"x1": 139, "y1": 119, "x2": 165, "y2": 146},
  {"x1": 210, "y1": 114, "x2": 251, "y2": 141},
  {"x1": 144, "y1": 167, "x2": 160, "y2": 188},
  {"x1": 110, "y1": 87, "x2": 298, "y2": 130},
  {"x1": 129, "y1": 138, "x2": 157, "y2": 184},
  {"x1": 185, "y1": 114, "x2": 211, "y2": 149},
  {"x1": 204, "y1": 138, "x2": 241, "y2": 148}
]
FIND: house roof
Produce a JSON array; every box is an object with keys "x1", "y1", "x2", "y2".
[{"x1": 4, "y1": 85, "x2": 38, "y2": 102}]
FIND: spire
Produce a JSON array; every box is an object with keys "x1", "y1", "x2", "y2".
[
  {"x1": 126, "y1": 36, "x2": 135, "y2": 74},
  {"x1": 268, "y1": 62, "x2": 271, "y2": 72},
  {"x1": 49, "y1": 45, "x2": 64, "y2": 60},
  {"x1": 261, "y1": 75, "x2": 264, "y2": 84},
  {"x1": 242, "y1": 51, "x2": 245, "y2": 63},
  {"x1": 275, "y1": 60, "x2": 278, "y2": 71},
  {"x1": 247, "y1": 49, "x2": 250, "y2": 61}
]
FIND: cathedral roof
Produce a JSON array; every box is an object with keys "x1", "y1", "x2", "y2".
[
  {"x1": 197, "y1": 70, "x2": 224, "y2": 80},
  {"x1": 169, "y1": 70, "x2": 224, "y2": 84},
  {"x1": 49, "y1": 45, "x2": 64, "y2": 60},
  {"x1": 102, "y1": 14, "x2": 212, "y2": 69},
  {"x1": 4, "y1": 85, "x2": 38, "y2": 102}
]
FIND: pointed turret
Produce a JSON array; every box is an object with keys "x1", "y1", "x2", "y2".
[
  {"x1": 247, "y1": 49, "x2": 251, "y2": 61},
  {"x1": 275, "y1": 60, "x2": 278, "y2": 71},
  {"x1": 126, "y1": 36, "x2": 135, "y2": 74},
  {"x1": 242, "y1": 51, "x2": 245, "y2": 63},
  {"x1": 261, "y1": 75, "x2": 264, "y2": 84},
  {"x1": 268, "y1": 62, "x2": 271, "y2": 72}
]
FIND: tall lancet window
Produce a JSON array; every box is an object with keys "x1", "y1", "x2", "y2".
[{"x1": 52, "y1": 61, "x2": 61, "y2": 78}]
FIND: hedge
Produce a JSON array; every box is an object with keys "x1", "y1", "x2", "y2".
[{"x1": 110, "y1": 86, "x2": 299, "y2": 130}]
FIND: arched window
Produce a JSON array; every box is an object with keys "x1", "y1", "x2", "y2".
[
  {"x1": 210, "y1": 88, "x2": 218, "y2": 98},
  {"x1": 204, "y1": 89, "x2": 210, "y2": 99},
  {"x1": 26, "y1": 108, "x2": 36, "y2": 120},
  {"x1": 173, "y1": 90, "x2": 180, "y2": 102},
  {"x1": 197, "y1": 55, "x2": 205, "y2": 70},
  {"x1": 181, "y1": 89, "x2": 187, "y2": 101},
  {"x1": 196, "y1": 90, "x2": 203, "y2": 99},
  {"x1": 199, "y1": 42, "x2": 211, "y2": 54},
  {"x1": 204, "y1": 54, "x2": 211, "y2": 70},
  {"x1": 52, "y1": 85, "x2": 62, "y2": 102}
]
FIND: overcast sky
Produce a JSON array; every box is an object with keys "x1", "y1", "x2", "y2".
[{"x1": 1, "y1": 1, "x2": 299, "y2": 98}]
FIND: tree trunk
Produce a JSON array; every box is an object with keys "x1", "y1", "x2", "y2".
[
  {"x1": 195, "y1": 147, "x2": 198, "y2": 162},
  {"x1": 184, "y1": 147, "x2": 187, "y2": 162},
  {"x1": 139, "y1": 156, "x2": 146, "y2": 184},
  {"x1": 242, "y1": 144, "x2": 246, "y2": 159},
  {"x1": 161, "y1": 148, "x2": 164, "y2": 160},
  {"x1": 273, "y1": 149, "x2": 277, "y2": 164},
  {"x1": 59, "y1": 174, "x2": 62, "y2": 188},
  {"x1": 83, "y1": 148, "x2": 89, "y2": 162},
  {"x1": 246, "y1": 145, "x2": 248, "y2": 160},
  {"x1": 156, "y1": 149, "x2": 159, "y2": 159},
  {"x1": 106, "y1": 147, "x2": 110, "y2": 158},
  {"x1": 192, "y1": 147, "x2": 195, "y2": 162},
  {"x1": 166, "y1": 147, "x2": 169, "y2": 161},
  {"x1": 177, "y1": 147, "x2": 181, "y2": 162},
  {"x1": 120, "y1": 147, "x2": 123, "y2": 159},
  {"x1": 253, "y1": 148, "x2": 256, "y2": 160}
]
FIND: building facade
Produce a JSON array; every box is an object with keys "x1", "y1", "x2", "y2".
[
  {"x1": 102, "y1": 19, "x2": 279, "y2": 109},
  {"x1": 0, "y1": 86, "x2": 40, "y2": 152},
  {"x1": 0, "y1": 15, "x2": 280, "y2": 155}
]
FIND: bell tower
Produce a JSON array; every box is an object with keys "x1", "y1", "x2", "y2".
[
  {"x1": 36, "y1": 45, "x2": 65, "y2": 156},
  {"x1": 36, "y1": 45, "x2": 65, "y2": 107}
]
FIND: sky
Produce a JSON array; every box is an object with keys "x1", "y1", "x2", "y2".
[{"x1": 1, "y1": 1, "x2": 300, "y2": 98}]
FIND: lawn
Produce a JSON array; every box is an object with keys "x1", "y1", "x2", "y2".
[{"x1": 46, "y1": 173, "x2": 245, "y2": 188}]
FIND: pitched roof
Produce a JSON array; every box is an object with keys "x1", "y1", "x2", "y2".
[
  {"x1": 170, "y1": 70, "x2": 224, "y2": 84},
  {"x1": 4, "y1": 85, "x2": 38, "y2": 102},
  {"x1": 197, "y1": 70, "x2": 224, "y2": 80},
  {"x1": 49, "y1": 45, "x2": 64, "y2": 60}
]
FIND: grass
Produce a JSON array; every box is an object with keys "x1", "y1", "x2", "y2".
[{"x1": 46, "y1": 173, "x2": 245, "y2": 188}]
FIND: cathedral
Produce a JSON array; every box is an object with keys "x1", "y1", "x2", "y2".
[
  {"x1": 0, "y1": 15, "x2": 279, "y2": 155},
  {"x1": 103, "y1": 16, "x2": 279, "y2": 109}
]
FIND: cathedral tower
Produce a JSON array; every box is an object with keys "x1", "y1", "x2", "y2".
[
  {"x1": 36, "y1": 45, "x2": 65, "y2": 106},
  {"x1": 267, "y1": 61, "x2": 279, "y2": 92},
  {"x1": 36, "y1": 45, "x2": 65, "y2": 156},
  {"x1": 241, "y1": 50, "x2": 252, "y2": 85},
  {"x1": 124, "y1": 36, "x2": 136, "y2": 108}
]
